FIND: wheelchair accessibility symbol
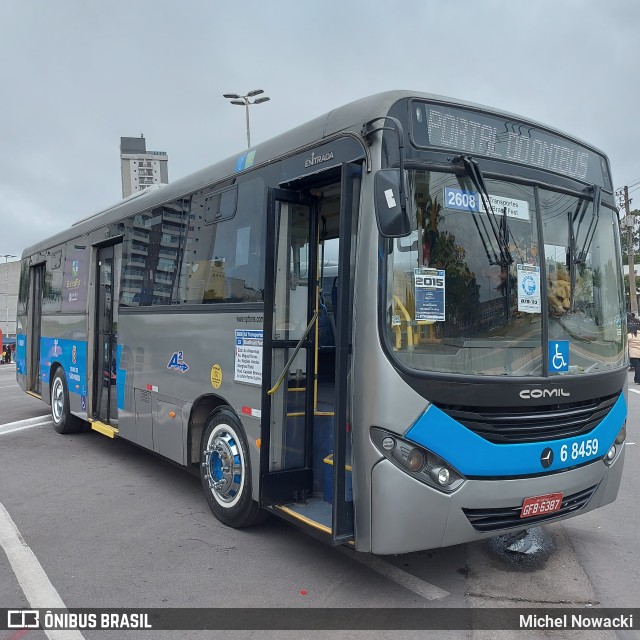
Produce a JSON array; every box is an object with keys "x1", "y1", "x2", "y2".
[{"x1": 549, "y1": 340, "x2": 569, "y2": 372}]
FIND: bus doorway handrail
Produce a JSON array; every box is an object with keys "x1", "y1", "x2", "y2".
[{"x1": 267, "y1": 310, "x2": 318, "y2": 396}]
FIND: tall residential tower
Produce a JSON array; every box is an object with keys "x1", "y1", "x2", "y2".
[{"x1": 120, "y1": 136, "x2": 168, "y2": 198}]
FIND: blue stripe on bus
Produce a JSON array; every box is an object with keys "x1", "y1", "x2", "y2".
[
  {"x1": 405, "y1": 393, "x2": 626, "y2": 477},
  {"x1": 116, "y1": 343, "x2": 126, "y2": 410},
  {"x1": 16, "y1": 334, "x2": 27, "y2": 375},
  {"x1": 39, "y1": 337, "x2": 88, "y2": 396}
]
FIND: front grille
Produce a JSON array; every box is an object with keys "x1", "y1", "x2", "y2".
[
  {"x1": 436, "y1": 393, "x2": 618, "y2": 444},
  {"x1": 462, "y1": 484, "x2": 598, "y2": 532}
]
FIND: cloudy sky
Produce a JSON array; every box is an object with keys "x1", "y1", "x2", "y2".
[{"x1": 2, "y1": 0, "x2": 640, "y2": 260}]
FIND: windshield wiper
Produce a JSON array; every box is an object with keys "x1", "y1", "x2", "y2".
[
  {"x1": 453, "y1": 155, "x2": 514, "y2": 268},
  {"x1": 574, "y1": 185, "x2": 600, "y2": 267},
  {"x1": 568, "y1": 185, "x2": 600, "y2": 310}
]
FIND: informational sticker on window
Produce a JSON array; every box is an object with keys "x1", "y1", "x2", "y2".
[
  {"x1": 414, "y1": 268, "x2": 445, "y2": 322},
  {"x1": 234, "y1": 330, "x2": 263, "y2": 385},
  {"x1": 444, "y1": 188, "x2": 481, "y2": 212},
  {"x1": 480, "y1": 194, "x2": 530, "y2": 221},
  {"x1": 443, "y1": 188, "x2": 530, "y2": 221},
  {"x1": 517, "y1": 264, "x2": 541, "y2": 313}
]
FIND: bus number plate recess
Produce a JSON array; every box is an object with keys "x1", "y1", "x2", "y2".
[{"x1": 520, "y1": 492, "x2": 563, "y2": 518}]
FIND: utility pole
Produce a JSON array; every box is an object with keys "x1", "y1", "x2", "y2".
[{"x1": 623, "y1": 186, "x2": 637, "y2": 315}]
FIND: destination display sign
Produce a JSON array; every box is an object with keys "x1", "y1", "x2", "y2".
[{"x1": 410, "y1": 101, "x2": 611, "y2": 188}]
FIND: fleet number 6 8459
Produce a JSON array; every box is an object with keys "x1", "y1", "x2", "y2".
[{"x1": 560, "y1": 438, "x2": 598, "y2": 462}]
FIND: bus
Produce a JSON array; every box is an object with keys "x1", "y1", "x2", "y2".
[{"x1": 16, "y1": 91, "x2": 627, "y2": 554}]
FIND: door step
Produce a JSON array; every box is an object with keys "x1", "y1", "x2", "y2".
[
  {"x1": 89, "y1": 420, "x2": 119, "y2": 438},
  {"x1": 274, "y1": 497, "x2": 332, "y2": 534}
]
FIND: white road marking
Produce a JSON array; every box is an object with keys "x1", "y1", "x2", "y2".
[
  {"x1": 628, "y1": 388, "x2": 640, "y2": 396},
  {"x1": 0, "y1": 502, "x2": 86, "y2": 640},
  {"x1": 338, "y1": 546, "x2": 450, "y2": 600},
  {"x1": 0, "y1": 415, "x2": 51, "y2": 437}
]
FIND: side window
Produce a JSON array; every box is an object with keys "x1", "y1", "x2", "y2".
[
  {"x1": 203, "y1": 186, "x2": 237, "y2": 223},
  {"x1": 185, "y1": 177, "x2": 265, "y2": 304},
  {"x1": 17, "y1": 260, "x2": 29, "y2": 315},
  {"x1": 41, "y1": 248, "x2": 64, "y2": 313},
  {"x1": 119, "y1": 199, "x2": 187, "y2": 306}
]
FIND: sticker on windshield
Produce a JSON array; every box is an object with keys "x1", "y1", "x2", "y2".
[
  {"x1": 444, "y1": 188, "x2": 530, "y2": 221},
  {"x1": 480, "y1": 195, "x2": 530, "y2": 221},
  {"x1": 444, "y1": 188, "x2": 481, "y2": 212},
  {"x1": 517, "y1": 264, "x2": 541, "y2": 313},
  {"x1": 414, "y1": 268, "x2": 445, "y2": 322},
  {"x1": 549, "y1": 340, "x2": 569, "y2": 372}
]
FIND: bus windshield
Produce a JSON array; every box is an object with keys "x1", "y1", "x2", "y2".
[{"x1": 383, "y1": 170, "x2": 625, "y2": 377}]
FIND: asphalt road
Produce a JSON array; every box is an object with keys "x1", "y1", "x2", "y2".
[{"x1": 0, "y1": 362, "x2": 637, "y2": 640}]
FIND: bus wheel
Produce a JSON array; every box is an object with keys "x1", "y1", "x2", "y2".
[
  {"x1": 200, "y1": 409, "x2": 266, "y2": 528},
  {"x1": 50, "y1": 369, "x2": 80, "y2": 434}
]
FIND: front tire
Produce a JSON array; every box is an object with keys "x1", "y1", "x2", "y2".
[
  {"x1": 50, "y1": 369, "x2": 81, "y2": 434},
  {"x1": 200, "y1": 408, "x2": 266, "y2": 528}
]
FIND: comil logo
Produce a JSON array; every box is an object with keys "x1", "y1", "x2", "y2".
[
  {"x1": 520, "y1": 388, "x2": 570, "y2": 399},
  {"x1": 540, "y1": 447, "x2": 554, "y2": 469}
]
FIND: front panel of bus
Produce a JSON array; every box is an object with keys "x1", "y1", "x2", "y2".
[{"x1": 352, "y1": 98, "x2": 626, "y2": 553}]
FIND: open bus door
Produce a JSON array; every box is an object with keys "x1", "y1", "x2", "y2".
[
  {"x1": 260, "y1": 188, "x2": 316, "y2": 506},
  {"x1": 260, "y1": 162, "x2": 360, "y2": 545},
  {"x1": 92, "y1": 242, "x2": 122, "y2": 428}
]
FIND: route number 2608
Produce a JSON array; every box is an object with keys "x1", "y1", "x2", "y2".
[
  {"x1": 447, "y1": 190, "x2": 477, "y2": 209},
  {"x1": 560, "y1": 439, "x2": 598, "y2": 462}
]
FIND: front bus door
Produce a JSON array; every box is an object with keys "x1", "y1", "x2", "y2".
[
  {"x1": 94, "y1": 244, "x2": 121, "y2": 425},
  {"x1": 260, "y1": 189, "x2": 316, "y2": 507},
  {"x1": 261, "y1": 162, "x2": 360, "y2": 545}
]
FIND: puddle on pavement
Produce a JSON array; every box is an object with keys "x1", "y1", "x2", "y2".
[{"x1": 485, "y1": 526, "x2": 556, "y2": 571}]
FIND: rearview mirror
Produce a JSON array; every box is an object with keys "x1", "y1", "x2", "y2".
[{"x1": 374, "y1": 169, "x2": 411, "y2": 238}]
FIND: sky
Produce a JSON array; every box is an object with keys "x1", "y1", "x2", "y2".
[{"x1": 2, "y1": 0, "x2": 640, "y2": 260}]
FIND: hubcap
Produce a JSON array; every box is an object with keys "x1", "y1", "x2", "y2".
[
  {"x1": 204, "y1": 425, "x2": 245, "y2": 508},
  {"x1": 52, "y1": 378, "x2": 64, "y2": 424}
]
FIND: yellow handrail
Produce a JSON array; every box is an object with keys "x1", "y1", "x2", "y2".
[
  {"x1": 393, "y1": 294, "x2": 414, "y2": 350},
  {"x1": 267, "y1": 310, "x2": 318, "y2": 396}
]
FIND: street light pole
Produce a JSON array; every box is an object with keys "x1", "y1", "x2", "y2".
[
  {"x1": 2, "y1": 254, "x2": 16, "y2": 338},
  {"x1": 223, "y1": 89, "x2": 270, "y2": 148}
]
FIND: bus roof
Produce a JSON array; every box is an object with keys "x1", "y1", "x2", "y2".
[{"x1": 22, "y1": 90, "x2": 608, "y2": 257}]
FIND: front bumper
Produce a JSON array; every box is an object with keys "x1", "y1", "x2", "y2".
[{"x1": 370, "y1": 446, "x2": 625, "y2": 554}]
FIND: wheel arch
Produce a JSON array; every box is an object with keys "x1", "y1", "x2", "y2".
[
  {"x1": 48, "y1": 361, "x2": 64, "y2": 405},
  {"x1": 187, "y1": 393, "x2": 231, "y2": 467}
]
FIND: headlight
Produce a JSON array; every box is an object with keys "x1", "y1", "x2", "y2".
[
  {"x1": 431, "y1": 466, "x2": 451, "y2": 486},
  {"x1": 371, "y1": 427, "x2": 465, "y2": 493},
  {"x1": 604, "y1": 423, "x2": 626, "y2": 466},
  {"x1": 406, "y1": 448, "x2": 425, "y2": 472}
]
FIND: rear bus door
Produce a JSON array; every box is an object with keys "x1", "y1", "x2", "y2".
[
  {"x1": 27, "y1": 264, "x2": 45, "y2": 395},
  {"x1": 93, "y1": 243, "x2": 122, "y2": 425}
]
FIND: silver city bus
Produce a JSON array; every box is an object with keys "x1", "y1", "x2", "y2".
[{"x1": 16, "y1": 91, "x2": 627, "y2": 553}]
